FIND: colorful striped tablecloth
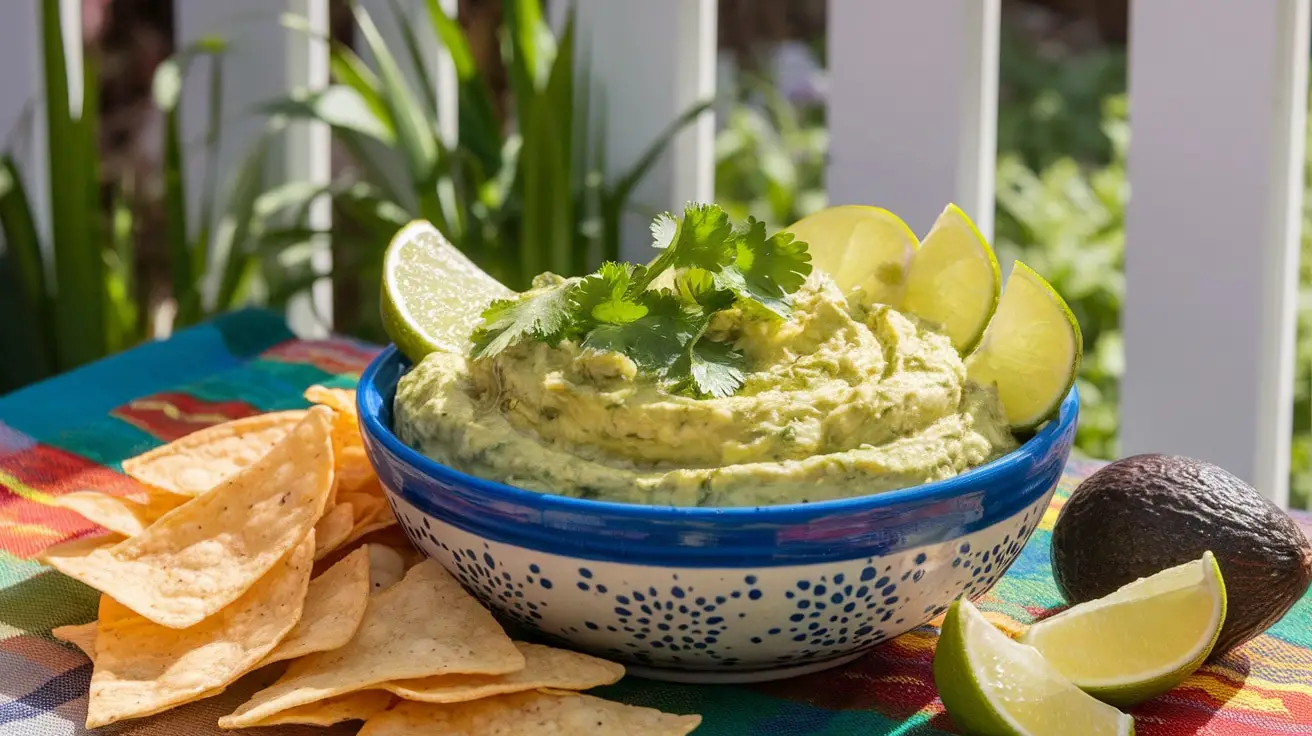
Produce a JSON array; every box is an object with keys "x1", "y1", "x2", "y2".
[{"x1": 1, "y1": 309, "x2": 1310, "y2": 735}]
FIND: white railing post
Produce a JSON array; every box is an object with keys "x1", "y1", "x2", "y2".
[
  {"x1": 175, "y1": 0, "x2": 333, "y2": 336},
  {"x1": 1122, "y1": 0, "x2": 1310, "y2": 506},
  {"x1": 0, "y1": 1, "x2": 50, "y2": 247},
  {"x1": 827, "y1": 0, "x2": 1000, "y2": 239},
  {"x1": 573, "y1": 0, "x2": 718, "y2": 260}
]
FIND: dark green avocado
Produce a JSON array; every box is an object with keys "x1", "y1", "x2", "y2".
[{"x1": 1052, "y1": 454, "x2": 1312, "y2": 659}]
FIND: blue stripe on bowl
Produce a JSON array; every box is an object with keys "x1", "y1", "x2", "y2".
[{"x1": 359, "y1": 345, "x2": 1077, "y2": 567}]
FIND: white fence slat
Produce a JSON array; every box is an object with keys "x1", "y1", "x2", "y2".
[
  {"x1": 0, "y1": 1, "x2": 49, "y2": 249},
  {"x1": 175, "y1": 0, "x2": 333, "y2": 335},
  {"x1": 827, "y1": 0, "x2": 1000, "y2": 239},
  {"x1": 283, "y1": 0, "x2": 333, "y2": 337},
  {"x1": 1121, "y1": 0, "x2": 1310, "y2": 507},
  {"x1": 573, "y1": 0, "x2": 718, "y2": 261}
]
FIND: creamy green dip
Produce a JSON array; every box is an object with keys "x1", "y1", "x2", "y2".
[{"x1": 393, "y1": 273, "x2": 1017, "y2": 506}]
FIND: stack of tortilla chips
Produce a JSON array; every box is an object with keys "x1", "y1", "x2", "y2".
[{"x1": 42, "y1": 387, "x2": 701, "y2": 734}]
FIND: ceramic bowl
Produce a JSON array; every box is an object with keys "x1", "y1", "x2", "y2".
[{"x1": 358, "y1": 346, "x2": 1077, "y2": 683}]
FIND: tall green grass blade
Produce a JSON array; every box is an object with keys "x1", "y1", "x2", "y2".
[
  {"x1": 423, "y1": 0, "x2": 501, "y2": 173},
  {"x1": 155, "y1": 55, "x2": 193, "y2": 324},
  {"x1": 213, "y1": 132, "x2": 271, "y2": 311},
  {"x1": 502, "y1": 0, "x2": 551, "y2": 123},
  {"x1": 103, "y1": 187, "x2": 137, "y2": 351},
  {"x1": 262, "y1": 86, "x2": 396, "y2": 145},
  {"x1": 327, "y1": 42, "x2": 393, "y2": 130},
  {"x1": 611, "y1": 99, "x2": 714, "y2": 207},
  {"x1": 0, "y1": 156, "x2": 54, "y2": 383},
  {"x1": 42, "y1": 0, "x2": 104, "y2": 369},
  {"x1": 196, "y1": 44, "x2": 225, "y2": 295},
  {"x1": 153, "y1": 37, "x2": 228, "y2": 326},
  {"x1": 334, "y1": 129, "x2": 412, "y2": 210},
  {"x1": 353, "y1": 4, "x2": 439, "y2": 189},
  {"x1": 541, "y1": 9, "x2": 575, "y2": 275},
  {"x1": 388, "y1": 0, "x2": 438, "y2": 114}
]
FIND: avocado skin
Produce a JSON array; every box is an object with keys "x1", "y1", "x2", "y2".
[{"x1": 1052, "y1": 454, "x2": 1312, "y2": 659}]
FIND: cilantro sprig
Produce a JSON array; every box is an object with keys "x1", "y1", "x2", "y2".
[{"x1": 470, "y1": 203, "x2": 812, "y2": 397}]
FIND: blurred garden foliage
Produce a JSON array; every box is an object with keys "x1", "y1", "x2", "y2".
[
  {"x1": 4, "y1": 0, "x2": 1310, "y2": 506},
  {"x1": 711, "y1": 27, "x2": 1312, "y2": 506}
]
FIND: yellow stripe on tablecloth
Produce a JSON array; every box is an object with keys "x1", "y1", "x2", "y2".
[{"x1": 0, "y1": 469, "x2": 57, "y2": 506}]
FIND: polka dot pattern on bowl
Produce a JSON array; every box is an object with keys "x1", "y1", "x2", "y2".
[{"x1": 389, "y1": 490, "x2": 1050, "y2": 676}]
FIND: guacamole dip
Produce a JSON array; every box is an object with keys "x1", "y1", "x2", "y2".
[{"x1": 393, "y1": 274, "x2": 1017, "y2": 506}]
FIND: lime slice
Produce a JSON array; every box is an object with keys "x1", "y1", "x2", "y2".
[
  {"x1": 785, "y1": 205, "x2": 919, "y2": 305},
  {"x1": 965, "y1": 262, "x2": 1082, "y2": 430},
  {"x1": 1019, "y1": 552, "x2": 1226, "y2": 707},
  {"x1": 934, "y1": 598, "x2": 1135, "y2": 736},
  {"x1": 381, "y1": 220, "x2": 514, "y2": 361},
  {"x1": 901, "y1": 204, "x2": 1001, "y2": 354}
]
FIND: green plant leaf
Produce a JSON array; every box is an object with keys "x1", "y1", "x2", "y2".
[
  {"x1": 42, "y1": 0, "x2": 105, "y2": 369},
  {"x1": 263, "y1": 85, "x2": 396, "y2": 144},
  {"x1": 0, "y1": 156, "x2": 54, "y2": 383},
  {"x1": 388, "y1": 0, "x2": 439, "y2": 114},
  {"x1": 541, "y1": 7, "x2": 575, "y2": 276},
  {"x1": 212, "y1": 131, "x2": 272, "y2": 312},
  {"x1": 471, "y1": 278, "x2": 578, "y2": 358},
  {"x1": 327, "y1": 42, "x2": 393, "y2": 132},
  {"x1": 423, "y1": 0, "x2": 501, "y2": 172},
  {"x1": 611, "y1": 99, "x2": 714, "y2": 208},
  {"x1": 353, "y1": 4, "x2": 440, "y2": 190}
]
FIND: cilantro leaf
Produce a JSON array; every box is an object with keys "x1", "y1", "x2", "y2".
[
  {"x1": 573, "y1": 262, "x2": 647, "y2": 326},
  {"x1": 635, "y1": 203, "x2": 736, "y2": 291},
  {"x1": 684, "y1": 339, "x2": 746, "y2": 398},
  {"x1": 582, "y1": 291, "x2": 698, "y2": 372},
  {"x1": 650, "y1": 212, "x2": 678, "y2": 250},
  {"x1": 470, "y1": 279, "x2": 577, "y2": 358},
  {"x1": 675, "y1": 268, "x2": 736, "y2": 313},
  {"x1": 718, "y1": 217, "x2": 813, "y2": 318}
]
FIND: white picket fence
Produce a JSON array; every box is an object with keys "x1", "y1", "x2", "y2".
[{"x1": 1, "y1": 0, "x2": 1308, "y2": 507}]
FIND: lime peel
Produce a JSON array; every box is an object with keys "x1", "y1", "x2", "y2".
[
  {"x1": 965, "y1": 261, "x2": 1082, "y2": 430},
  {"x1": 381, "y1": 220, "x2": 514, "y2": 362},
  {"x1": 901, "y1": 203, "x2": 1001, "y2": 354},
  {"x1": 934, "y1": 597, "x2": 1135, "y2": 736},
  {"x1": 1020, "y1": 552, "x2": 1227, "y2": 707}
]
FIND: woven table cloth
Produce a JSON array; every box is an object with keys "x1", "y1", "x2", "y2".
[{"x1": 1, "y1": 309, "x2": 1309, "y2": 735}]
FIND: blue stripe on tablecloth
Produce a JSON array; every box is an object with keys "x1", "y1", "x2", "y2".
[
  {"x1": 0, "y1": 310, "x2": 293, "y2": 443},
  {"x1": 0, "y1": 664, "x2": 90, "y2": 726}
]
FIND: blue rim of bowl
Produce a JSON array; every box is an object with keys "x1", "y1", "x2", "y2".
[{"x1": 358, "y1": 344, "x2": 1078, "y2": 525}]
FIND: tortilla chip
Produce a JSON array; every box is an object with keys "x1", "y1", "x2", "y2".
[
  {"x1": 354, "y1": 526, "x2": 424, "y2": 565},
  {"x1": 227, "y1": 690, "x2": 393, "y2": 728},
  {"x1": 314, "y1": 502, "x2": 356, "y2": 560},
  {"x1": 218, "y1": 559, "x2": 523, "y2": 728},
  {"x1": 339, "y1": 490, "x2": 386, "y2": 523},
  {"x1": 367, "y1": 545, "x2": 406, "y2": 594},
  {"x1": 357, "y1": 691, "x2": 702, "y2": 735},
  {"x1": 52, "y1": 621, "x2": 98, "y2": 660},
  {"x1": 38, "y1": 532, "x2": 125, "y2": 562},
  {"x1": 304, "y1": 386, "x2": 375, "y2": 494},
  {"x1": 86, "y1": 533, "x2": 315, "y2": 729},
  {"x1": 380, "y1": 641, "x2": 624, "y2": 703},
  {"x1": 260, "y1": 545, "x2": 370, "y2": 666},
  {"x1": 52, "y1": 488, "x2": 185, "y2": 537},
  {"x1": 122, "y1": 410, "x2": 308, "y2": 496},
  {"x1": 44, "y1": 408, "x2": 335, "y2": 629}
]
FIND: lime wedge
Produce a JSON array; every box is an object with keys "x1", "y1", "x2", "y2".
[
  {"x1": 965, "y1": 262, "x2": 1082, "y2": 430},
  {"x1": 1020, "y1": 553, "x2": 1226, "y2": 707},
  {"x1": 785, "y1": 205, "x2": 919, "y2": 305},
  {"x1": 901, "y1": 204, "x2": 1001, "y2": 354},
  {"x1": 381, "y1": 220, "x2": 514, "y2": 361},
  {"x1": 935, "y1": 598, "x2": 1135, "y2": 736}
]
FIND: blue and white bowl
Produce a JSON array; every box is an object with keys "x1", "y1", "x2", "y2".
[{"x1": 358, "y1": 346, "x2": 1077, "y2": 683}]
